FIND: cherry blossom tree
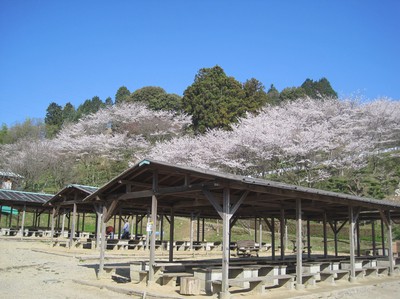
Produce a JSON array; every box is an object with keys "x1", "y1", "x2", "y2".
[
  {"x1": 148, "y1": 97, "x2": 400, "y2": 188},
  {"x1": 0, "y1": 102, "x2": 192, "y2": 190}
]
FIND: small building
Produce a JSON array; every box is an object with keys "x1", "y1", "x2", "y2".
[{"x1": 0, "y1": 170, "x2": 24, "y2": 190}]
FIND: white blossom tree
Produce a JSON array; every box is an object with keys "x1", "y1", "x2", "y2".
[{"x1": 148, "y1": 97, "x2": 400, "y2": 187}]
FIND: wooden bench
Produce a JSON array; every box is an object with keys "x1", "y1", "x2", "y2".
[
  {"x1": 291, "y1": 239, "x2": 312, "y2": 253},
  {"x1": 130, "y1": 270, "x2": 148, "y2": 283},
  {"x1": 265, "y1": 274, "x2": 295, "y2": 289},
  {"x1": 212, "y1": 274, "x2": 295, "y2": 295},
  {"x1": 236, "y1": 240, "x2": 259, "y2": 257},
  {"x1": 175, "y1": 241, "x2": 186, "y2": 251},
  {"x1": 51, "y1": 238, "x2": 69, "y2": 247},
  {"x1": 74, "y1": 238, "x2": 95, "y2": 249},
  {"x1": 320, "y1": 269, "x2": 349, "y2": 285},
  {"x1": 192, "y1": 241, "x2": 206, "y2": 251},
  {"x1": 364, "y1": 266, "x2": 389, "y2": 277},
  {"x1": 103, "y1": 265, "x2": 130, "y2": 276},
  {"x1": 129, "y1": 262, "x2": 148, "y2": 283},
  {"x1": 99, "y1": 264, "x2": 131, "y2": 281},
  {"x1": 106, "y1": 239, "x2": 129, "y2": 250},
  {"x1": 298, "y1": 273, "x2": 317, "y2": 287},
  {"x1": 162, "y1": 272, "x2": 193, "y2": 287}
]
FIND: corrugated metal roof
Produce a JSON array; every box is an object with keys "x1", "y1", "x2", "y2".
[
  {"x1": 67, "y1": 184, "x2": 98, "y2": 194},
  {"x1": 0, "y1": 170, "x2": 24, "y2": 179},
  {"x1": 85, "y1": 158, "x2": 400, "y2": 213},
  {"x1": 46, "y1": 184, "x2": 99, "y2": 206},
  {"x1": 0, "y1": 189, "x2": 53, "y2": 204}
]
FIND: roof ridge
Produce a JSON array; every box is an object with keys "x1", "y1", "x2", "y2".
[
  {"x1": 0, "y1": 188, "x2": 53, "y2": 196},
  {"x1": 68, "y1": 184, "x2": 98, "y2": 189}
]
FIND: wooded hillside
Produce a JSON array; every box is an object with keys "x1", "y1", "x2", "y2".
[{"x1": 0, "y1": 66, "x2": 399, "y2": 202}]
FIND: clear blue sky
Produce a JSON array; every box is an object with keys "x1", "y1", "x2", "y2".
[{"x1": 1, "y1": 0, "x2": 399, "y2": 126}]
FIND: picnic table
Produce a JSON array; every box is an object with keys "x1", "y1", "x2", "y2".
[
  {"x1": 290, "y1": 239, "x2": 312, "y2": 253},
  {"x1": 236, "y1": 240, "x2": 259, "y2": 257}
]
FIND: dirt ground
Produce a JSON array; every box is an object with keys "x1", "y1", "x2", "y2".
[{"x1": 0, "y1": 238, "x2": 400, "y2": 299}]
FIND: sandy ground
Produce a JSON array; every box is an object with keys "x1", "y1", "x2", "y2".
[{"x1": 1, "y1": 238, "x2": 400, "y2": 299}]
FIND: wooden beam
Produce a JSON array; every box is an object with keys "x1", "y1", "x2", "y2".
[
  {"x1": 230, "y1": 190, "x2": 249, "y2": 215},
  {"x1": 203, "y1": 189, "x2": 223, "y2": 218},
  {"x1": 103, "y1": 199, "x2": 120, "y2": 222},
  {"x1": 118, "y1": 182, "x2": 220, "y2": 201}
]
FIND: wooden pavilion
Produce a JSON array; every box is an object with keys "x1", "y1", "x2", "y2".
[
  {"x1": 83, "y1": 159, "x2": 400, "y2": 297},
  {"x1": 46, "y1": 184, "x2": 99, "y2": 247},
  {"x1": 0, "y1": 189, "x2": 53, "y2": 236}
]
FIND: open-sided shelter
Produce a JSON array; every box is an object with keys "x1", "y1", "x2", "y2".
[
  {"x1": 83, "y1": 159, "x2": 400, "y2": 297},
  {"x1": 0, "y1": 189, "x2": 53, "y2": 235},
  {"x1": 46, "y1": 184, "x2": 99, "y2": 246}
]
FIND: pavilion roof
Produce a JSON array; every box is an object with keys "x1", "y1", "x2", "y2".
[
  {"x1": 0, "y1": 189, "x2": 53, "y2": 205},
  {"x1": 46, "y1": 184, "x2": 98, "y2": 210},
  {"x1": 83, "y1": 159, "x2": 400, "y2": 221}
]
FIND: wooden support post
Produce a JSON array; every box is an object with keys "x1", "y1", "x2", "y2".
[
  {"x1": 82, "y1": 212, "x2": 85, "y2": 232},
  {"x1": 47, "y1": 209, "x2": 51, "y2": 229},
  {"x1": 202, "y1": 218, "x2": 205, "y2": 241},
  {"x1": 387, "y1": 212, "x2": 394, "y2": 275},
  {"x1": 381, "y1": 219, "x2": 386, "y2": 256},
  {"x1": 17, "y1": 210, "x2": 20, "y2": 229},
  {"x1": 160, "y1": 213, "x2": 164, "y2": 242},
  {"x1": 50, "y1": 207, "x2": 56, "y2": 240},
  {"x1": 113, "y1": 215, "x2": 117, "y2": 238},
  {"x1": 148, "y1": 170, "x2": 158, "y2": 285},
  {"x1": 56, "y1": 213, "x2": 60, "y2": 231},
  {"x1": 307, "y1": 219, "x2": 311, "y2": 259},
  {"x1": 196, "y1": 216, "x2": 200, "y2": 242},
  {"x1": 356, "y1": 220, "x2": 360, "y2": 257},
  {"x1": 77, "y1": 214, "x2": 80, "y2": 234},
  {"x1": 203, "y1": 188, "x2": 247, "y2": 299},
  {"x1": 334, "y1": 221, "x2": 338, "y2": 256},
  {"x1": 69, "y1": 203, "x2": 77, "y2": 248},
  {"x1": 323, "y1": 212, "x2": 328, "y2": 258},
  {"x1": 380, "y1": 210, "x2": 395, "y2": 275},
  {"x1": 349, "y1": 206, "x2": 356, "y2": 282},
  {"x1": 296, "y1": 199, "x2": 304, "y2": 289},
  {"x1": 145, "y1": 211, "x2": 150, "y2": 251},
  {"x1": 254, "y1": 217, "x2": 258, "y2": 243},
  {"x1": 20, "y1": 204, "x2": 26, "y2": 239},
  {"x1": 148, "y1": 195, "x2": 158, "y2": 284},
  {"x1": 61, "y1": 211, "x2": 66, "y2": 238},
  {"x1": 135, "y1": 214, "x2": 139, "y2": 237},
  {"x1": 280, "y1": 209, "x2": 285, "y2": 259},
  {"x1": 271, "y1": 217, "x2": 275, "y2": 260},
  {"x1": 221, "y1": 188, "x2": 231, "y2": 298},
  {"x1": 9, "y1": 207, "x2": 13, "y2": 227},
  {"x1": 95, "y1": 204, "x2": 102, "y2": 250},
  {"x1": 190, "y1": 213, "x2": 194, "y2": 251},
  {"x1": 118, "y1": 209, "x2": 122, "y2": 239},
  {"x1": 67, "y1": 210, "x2": 70, "y2": 232},
  {"x1": 98, "y1": 205, "x2": 107, "y2": 278},
  {"x1": 169, "y1": 208, "x2": 174, "y2": 262},
  {"x1": 259, "y1": 218, "x2": 263, "y2": 248},
  {"x1": 372, "y1": 220, "x2": 376, "y2": 256}
]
